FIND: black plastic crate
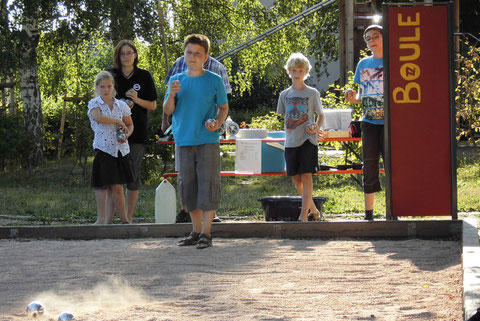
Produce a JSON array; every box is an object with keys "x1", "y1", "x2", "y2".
[{"x1": 258, "y1": 196, "x2": 328, "y2": 221}]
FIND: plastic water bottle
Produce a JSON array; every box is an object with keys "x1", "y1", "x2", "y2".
[{"x1": 155, "y1": 179, "x2": 176, "y2": 223}]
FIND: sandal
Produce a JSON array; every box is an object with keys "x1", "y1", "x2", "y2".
[
  {"x1": 308, "y1": 210, "x2": 323, "y2": 221},
  {"x1": 196, "y1": 234, "x2": 213, "y2": 249},
  {"x1": 178, "y1": 232, "x2": 200, "y2": 246}
]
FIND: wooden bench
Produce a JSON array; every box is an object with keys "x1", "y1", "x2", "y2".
[
  {"x1": 163, "y1": 169, "x2": 384, "y2": 178},
  {"x1": 158, "y1": 137, "x2": 386, "y2": 179}
]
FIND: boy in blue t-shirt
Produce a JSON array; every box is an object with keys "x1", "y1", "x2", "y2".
[
  {"x1": 277, "y1": 53, "x2": 325, "y2": 222},
  {"x1": 345, "y1": 24, "x2": 384, "y2": 221},
  {"x1": 163, "y1": 34, "x2": 228, "y2": 249}
]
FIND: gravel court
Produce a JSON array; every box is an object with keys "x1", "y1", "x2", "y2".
[{"x1": 0, "y1": 237, "x2": 462, "y2": 321}]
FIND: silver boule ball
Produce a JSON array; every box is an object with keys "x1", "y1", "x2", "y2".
[
  {"x1": 305, "y1": 121, "x2": 316, "y2": 131},
  {"x1": 206, "y1": 118, "x2": 216, "y2": 128},
  {"x1": 117, "y1": 132, "x2": 127, "y2": 143},
  {"x1": 125, "y1": 98, "x2": 134, "y2": 108},
  {"x1": 58, "y1": 312, "x2": 75, "y2": 321},
  {"x1": 226, "y1": 122, "x2": 239, "y2": 136},
  {"x1": 26, "y1": 301, "x2": 44, "y2": 318},
  {"x1": 218, "y1": 122, "x2": 225, "y2": 135}
]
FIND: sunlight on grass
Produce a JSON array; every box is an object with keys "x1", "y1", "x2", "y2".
[{"x1": 0, "y1": 144, "x2": 478, "y2": 225}]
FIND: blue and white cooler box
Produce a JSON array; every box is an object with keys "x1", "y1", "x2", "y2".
[{"x1": 235, "y1": 130, "x2": 286, "y2": 174}]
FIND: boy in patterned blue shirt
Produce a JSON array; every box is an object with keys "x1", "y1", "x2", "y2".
[{"x1": 345, "y1": 24, "x2": 384, "y2": 221}]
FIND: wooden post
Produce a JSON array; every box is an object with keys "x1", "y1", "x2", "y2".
[
  {"x1": 9, "y1": 83, "x2": 17, "y2": 115},
  {"x1": 57, "y1": 96, "x2": 68, "y2": 160},
  {"x1": 345, "y1": 0, "x2": 355, "y2": 76},
  {"x1": 0, "y1": 80, "x2": 15, "y2": 115},
  {"x1": 339, "y1": 0, "x2": 346, "y2": 86},
  {"x1": 9, "y1": 78, "x2": 15, "y2": 114},
  {"x1": 157, "y1": 0, "x2": 170, "y2": 73},
  {"x1": 1, "y1": 81, "x2": 6, "y2": 113}
]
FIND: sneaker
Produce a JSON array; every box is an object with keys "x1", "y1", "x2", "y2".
[
  {"x1": 212, "y1": 215, "x2": 222, "y2": 222},
  {"x1": 364, "y1": 212, "x2": 374, "y2": 221},
  {"x1": 196, "y1": 234, "x2": 213, "y2": 249}
]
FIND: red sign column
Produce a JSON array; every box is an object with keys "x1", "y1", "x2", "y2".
[{"x1": 384, "y1": 4, "x2": 456, "y2": 218}]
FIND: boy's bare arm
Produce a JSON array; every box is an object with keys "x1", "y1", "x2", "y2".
[
  {"x1": 216, "y1": 104, "x2": 229, "y2": 126},
  {"x1": 316, "y1": 113, "x2": 325, "y2": 127},
  {"x1": 163, "y1": 80, "x2": 180, "y2": 115},
  {"x1": 163, "y1": 95, "x2": 175, "y2": 115}
]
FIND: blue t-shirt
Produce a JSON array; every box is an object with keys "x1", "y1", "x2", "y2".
[
  {"x1": 354, "y1": 56, "x2": 384, "y2": 125},
  {"x1": 165, "y1": 70, "x2": 228, "y2": 146}
]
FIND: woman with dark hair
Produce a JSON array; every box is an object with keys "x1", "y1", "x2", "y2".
[{"x1": 108, "y1": 40, "x2": 158, "y2": 223}]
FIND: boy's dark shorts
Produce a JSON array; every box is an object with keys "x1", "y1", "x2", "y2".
[{"x1": 285, "y1": 140, "x2": 319, "y2": 176}]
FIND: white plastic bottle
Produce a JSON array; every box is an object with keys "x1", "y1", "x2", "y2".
[{"x1": 155, "y1": 179, "x2": 176, "y2": 223}]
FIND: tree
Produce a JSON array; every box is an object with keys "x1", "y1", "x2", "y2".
[
  {"x1": 4, "y1": 0, "x2": 341, "y2": 168},
  {"x1": 158, "y1": 0, "x2": 339, "y2": 95},
  {"x1": 6, "y1": 0, "x2": 58, "y2": 169},
  {"x1": 3, "y1": 0, "x2": 156, "y2": 169}
]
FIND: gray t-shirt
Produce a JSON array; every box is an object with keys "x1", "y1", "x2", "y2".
[{"x1": 276, "y1": 86, "x2": 323, "y2": 148}]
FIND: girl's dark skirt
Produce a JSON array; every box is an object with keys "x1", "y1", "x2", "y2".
[{"x1": 91, "y1": 149, "x2": 135, "y2": 189}]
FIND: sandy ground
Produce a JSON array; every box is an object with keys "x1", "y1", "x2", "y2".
[{"x1": 0, "y1": 237, "x2": 462, "y2": 321}]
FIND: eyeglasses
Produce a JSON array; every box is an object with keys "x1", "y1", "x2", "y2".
[
  {"x1": 120, "y1": 51, "x2": 135, "y2": 57},
  {"x1": 365, "y1": 34, "x2": 381, "y2": 43}
]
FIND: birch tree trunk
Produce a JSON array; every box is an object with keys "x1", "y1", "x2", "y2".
[{"x1": 18, "y1": 15, "x2": 43, "y2": 169}]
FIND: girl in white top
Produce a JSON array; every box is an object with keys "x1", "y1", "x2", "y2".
[{"x1": 88, "y1": 71, "x2": 134, "y2": 224}]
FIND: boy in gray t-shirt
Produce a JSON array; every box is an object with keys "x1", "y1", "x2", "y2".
[{"x1": 276, "y1": 53, "x2": 324, "y2": 221}]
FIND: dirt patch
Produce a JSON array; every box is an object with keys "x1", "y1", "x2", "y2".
[{"x1": 0, "y1": 238, "x2": 462, "y2": 321}]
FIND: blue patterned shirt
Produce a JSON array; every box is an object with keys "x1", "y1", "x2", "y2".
[{"x1": 164, "y1": 56, "x2": 231, "y2": 94}]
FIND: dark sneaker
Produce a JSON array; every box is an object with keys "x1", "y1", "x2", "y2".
[
  {"x1": 178, "y1": 232, "x2": 200, "y2": 246},
  {"x1": 364, "y1": 212, "x2": 374, "y2": 221},
  {"x1": 196, "y1": 234, "x2": 213, "y2": 249}
]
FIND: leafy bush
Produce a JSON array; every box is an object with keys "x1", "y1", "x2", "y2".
[
  {"x1": 456, "y1": 41, "x2": 480, "y2": 144},
  {"x1": 321, "y1": 71, "x2": 362, "y2": 119},
  {"x1": 0, "y1": 112, "x2": 28, "y2": 171},
  {"x1": 229, "y1": 105, "x2": 274, "y2": 125},
  {"x1": 249, "y1": 111, "x2": 284, "y2": 131}
]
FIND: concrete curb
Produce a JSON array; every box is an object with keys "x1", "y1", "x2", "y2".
[{"x1": 463, "y1": 218, "x2": 480, "y2": 320}]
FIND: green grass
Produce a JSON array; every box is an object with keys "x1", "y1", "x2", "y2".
[{"x1": 0, "y1": 144, "x2": 478, "y2": 225}]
